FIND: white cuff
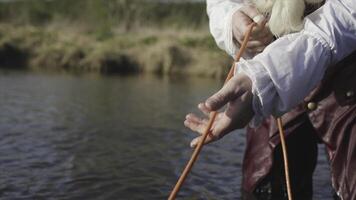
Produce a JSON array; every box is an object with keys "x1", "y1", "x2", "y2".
[{"x1": 238, "y1": 59, "x2": 275, "y2": 127}]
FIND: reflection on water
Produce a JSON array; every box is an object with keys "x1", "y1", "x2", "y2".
[{"x1": 0, "y1": 70, "x2": 333, "y2": 199}]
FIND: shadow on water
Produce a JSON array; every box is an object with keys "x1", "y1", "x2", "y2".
[
  {"x1": 0, "y1": 70, "x2": 334, "y2": 199},
  {"x1": 0, "y1": 43, "x2": 29, "y2": 69}
]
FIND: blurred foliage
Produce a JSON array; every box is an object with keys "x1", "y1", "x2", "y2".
[
  {"x1": 179, "y1": 35, "x2": 218, "y2": 49},
  {"x1": 0, "y1": 0, "x2": 232, "y2": 77},
  {"x1": 0, "y1": 0, "x2": 208, "y2": 31}
]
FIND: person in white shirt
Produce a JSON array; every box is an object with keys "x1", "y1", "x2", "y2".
[{"x1": 184, "y1": 0, "x2": 356, "y2": 199}]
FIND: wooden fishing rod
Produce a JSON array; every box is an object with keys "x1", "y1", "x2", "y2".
[
  {"x1": 277, "y1": 118, "x2": 293, "y2": 200},
  {"x1": 168, "y1": 23, "x2": 292, "y2": 200}
]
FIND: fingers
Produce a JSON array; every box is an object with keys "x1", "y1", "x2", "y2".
[
  {"x1": 198, "y1": 103, "x2": 210, "y2": 116},
  {"x1": 186, "y1": 112, "x2": 216, "y2": 148},
  {"x1": 236, "y1": 19, "x2": 271, "y2": 45},
  {"x1": 246, "y1": 40, "x2": 264, "y2": 49},
  {"x1": 246, "y1": 37, "x2": 272, "y2": 50},
  {"x1": 190, "y1": 113, "x2": 232, "y2": 148},
  {"x1": 185, "y1": 114, "x2": 216, "y2": 148},
  {"x1": 232, "y1": 5, "x2": 274, "y2": 48},
  {"x1": 247, "y1": 46, "x2": 265, "y2": 54},
  {"x1": 251, "y1": 25, "x2": 270, "y2": 38},
  {"x1": 184, "y1": 103, "x2": 213, "y2": 134},
  {"x1": 205, "y1": 86, "x2": 233, "y2": 112},
  {"x1": 190, "y1": 134, "x2": 218, "y2": 148},
  {"x1": 205, "y1": 78, "x2": 245, "y2": 111},
  {"x1": 190, "y1": 135, "x2": 212, "y2": 148},
  {"x1": 232, "y1": 11, "x2": 254, "y2": 44},
  {"x1": 240, "y1": 6, "x2": 266, "y2": 26},
  {"x1": 246, "y1": 33, "x2": 274, "y2": 53},
  {"x1": 185, "y1": 113, "x2": 204, "y2": 124},
  {"x1": 184, "y1": 113, "x2": 207, "y2": 135},
  {"x1": 190, "y1": 126, "x2": 221, "y2": 148},
  {"x1": 186, "y1": 75, "x2": 253, "y2": 148}
]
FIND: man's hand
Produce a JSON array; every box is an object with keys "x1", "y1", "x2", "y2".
[
  {"x1": 232, "y1": 5, "x2": 274, "y2": 54},
  {"x1": 184, "y1": 73, "x2": 254, "y2": 148}
]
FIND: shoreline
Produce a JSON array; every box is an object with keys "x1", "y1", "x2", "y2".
[{"x1": 0, "y1": 24, "x2": 231, "y2": 79}]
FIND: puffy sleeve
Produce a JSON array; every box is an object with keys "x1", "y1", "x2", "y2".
[
  {"x1": 207, "y1": 0, "x2": 245, "y2": 57},
  {"x1": 237, "y1": 0, "x2": 356, "y2": 125}
]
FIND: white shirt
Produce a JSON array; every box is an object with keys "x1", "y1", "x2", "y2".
[
  {"x1": 207, "y1": 0, "x2": 356, "y2": 125},
  {"x1": 207, "y1": 0, "x2": 244, "y2": 57}
]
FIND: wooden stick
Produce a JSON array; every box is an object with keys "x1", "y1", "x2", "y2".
[
  {"x1": 168, "y1": 23, "x2": 255, "y2": 200},
  {"x1": 276, "y1": 118, "x2": 293, "y2": 200},
  {"x1": 168, "y1": 22, "x2": 293, "y2": 200}
]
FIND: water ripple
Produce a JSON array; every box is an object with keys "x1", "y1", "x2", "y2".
[{"x1": 0, "y1": 71, "x2": 334, "y2": 199}]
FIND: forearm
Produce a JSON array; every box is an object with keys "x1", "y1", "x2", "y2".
[{"x1": 238, "y1": 0, "x2": 356, "y2": 125}]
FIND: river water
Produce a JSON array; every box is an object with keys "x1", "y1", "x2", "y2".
[{"x1": 0, "y1": 70, "x2": 334, "y2": 199}]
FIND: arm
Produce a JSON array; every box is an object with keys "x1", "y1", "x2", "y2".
[
  {"x1": 238, "y1": 0, "x2": 356, "y2": 125},
  {"x1": 207, "y1": 0, "x2": 274, "y2": 58},
  {"x1": 207, "y1": 0, "x2": 244, "y2": 57},
  {"x1": 185, "y1": 0, "x2": 356, "y2": 145}
]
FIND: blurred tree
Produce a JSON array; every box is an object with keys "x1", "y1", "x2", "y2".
[{"x1": 0, "y1": 0, "x2": 208, "y2": 31}]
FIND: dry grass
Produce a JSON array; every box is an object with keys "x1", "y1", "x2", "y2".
[{"x1": 0, "y1": 23, "x2": 231, "y2": 78}]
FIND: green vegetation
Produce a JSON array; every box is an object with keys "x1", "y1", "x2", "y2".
[
  {"x1": 0, "y1": 0, "x2": 209, "y2": 30},
  {"x1": 0, "y1": 0, "x2": 231, "y2": 78}
]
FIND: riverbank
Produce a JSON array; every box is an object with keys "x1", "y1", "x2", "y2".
[
  {"x1": 0, "y1": 23, "x2": 231, "y2": 78},
  {"x1": 0, "y1": 0, "x2": 233, "y2": 78}
]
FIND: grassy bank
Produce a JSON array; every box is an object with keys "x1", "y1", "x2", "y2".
[{"x1": 0, "y1": 0, "x2": 231, "y2": 78}]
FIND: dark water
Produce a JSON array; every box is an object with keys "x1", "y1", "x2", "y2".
[{"x1": 0, "y1": 71, "x2": 334, "y2": 199}]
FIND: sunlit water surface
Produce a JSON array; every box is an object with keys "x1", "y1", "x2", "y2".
[{"x1": 0, "y1": 71, "x2": 334, "y2": 199}]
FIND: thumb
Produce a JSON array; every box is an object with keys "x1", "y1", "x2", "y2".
[
  {"x1": 240, "y1": 5, "x2": 266, "y2": 26},
  {"x1": 205, "y1": 79, "x2": 241, "y2": 111}
]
